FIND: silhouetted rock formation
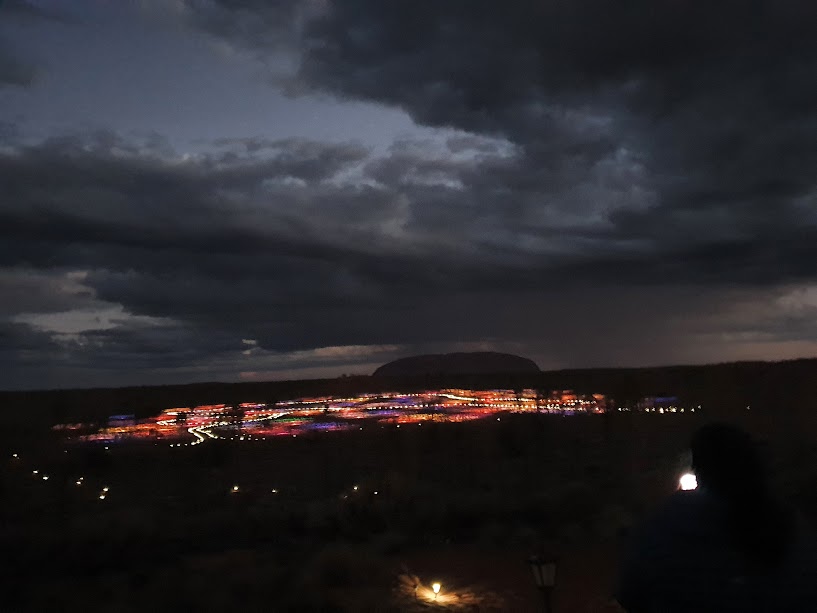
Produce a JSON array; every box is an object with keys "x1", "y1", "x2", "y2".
[{"x1": 372, "y1": 352, "x2": 540, "y2": 377}]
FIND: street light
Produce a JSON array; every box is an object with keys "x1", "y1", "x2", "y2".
[
  {"x1": 528, "y1": 554, "x2": 557, "y2": 613},
  {"x1": 432, "y1": 582, "x2": 441, "y2": 600}
]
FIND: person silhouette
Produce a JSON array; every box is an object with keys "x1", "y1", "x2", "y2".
[{"x1": 616, "y1": 422, "x2": 817, "y2": 612}]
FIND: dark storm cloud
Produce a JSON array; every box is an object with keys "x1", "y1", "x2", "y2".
[
  {"x1": 5, "y1": 0, "x2": 817, "y2": 387},
  {"x1": 0, "y1": 0, "x2": 71, "y2": 87},
  {"x1": 184, "y1": 1, "x2": 817, "y2": 280},
  {"x1": 1, "y1": 126, "x2": 814, "y2": 371},
  {"x1": 0, "y1": 39, "x2": 36, "y2": 86}
]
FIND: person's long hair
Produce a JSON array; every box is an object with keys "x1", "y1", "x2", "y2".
[{"x1": 690, "y1": 423, "x2": 795, "y2": 569}]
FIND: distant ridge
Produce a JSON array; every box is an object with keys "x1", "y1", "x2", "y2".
[{"x1": 373, "y1": 351, "x2": 540, "y2": 377}]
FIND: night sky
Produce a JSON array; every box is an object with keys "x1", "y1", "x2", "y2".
[{"x1": 2, "y1": 0, "x2": 817, "y2": 390}]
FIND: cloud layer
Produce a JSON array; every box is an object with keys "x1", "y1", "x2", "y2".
[{"x1": 3, "y1": 1, "x2": 817, "y2": 388}]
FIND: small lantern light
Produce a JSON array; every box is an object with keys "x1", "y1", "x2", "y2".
[
  {"x1": 528, "y1": 555, "x2": 557, "y2": 613},
  {"x1": 432, "y1": 582, "x2": 441, "y2": 600}
]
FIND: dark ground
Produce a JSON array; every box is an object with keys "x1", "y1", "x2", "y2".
[{"x1": 2, "y1": 409, "x2": 816, "y2": 611}]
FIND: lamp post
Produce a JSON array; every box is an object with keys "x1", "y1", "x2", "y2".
[{"x1": 528, "y1": 554, "x2": 557, "y2": 613}]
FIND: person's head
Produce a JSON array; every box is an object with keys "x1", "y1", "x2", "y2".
[
  {"x1": 690, "y1": 422, "x2": 794, "y2": 567},
  {"x1": 690, "y1": 422, "x2": 764, "y2": 499}
]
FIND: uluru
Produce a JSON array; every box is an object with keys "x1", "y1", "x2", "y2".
[{"x1": 372, "y1": 351, "x2": 540, "y2": 377}]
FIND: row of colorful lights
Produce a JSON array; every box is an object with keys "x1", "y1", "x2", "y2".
[{"x1": 57, "y1": 389, "x2": 693, "y2": 446}]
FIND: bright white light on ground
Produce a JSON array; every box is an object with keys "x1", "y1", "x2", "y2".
[
  {"x1": 433, "y1": 582, "x2": 441, "y2": 595},
  {"x1": 232, "y1": 485, "x2": 239, "y2": 492},
  {"x1": 680, "y1": 473, "x2": 698, "y2": 491}
]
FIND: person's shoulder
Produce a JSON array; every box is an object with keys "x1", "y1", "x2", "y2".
[
  {"x1": 790, "y1": 517, "x2": 817, "y2": 566},
  {"x1": 647, "y1": 491, "x2": 721, "y2": 532},
  {"x1": 771, "y1": 517, "x2": 817, "y2": 610}
]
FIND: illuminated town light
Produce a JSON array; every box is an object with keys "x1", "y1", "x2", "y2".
[
  {"x1": 57, "y1": 388, "x2": 624, "y2": 446},
  {"x1": 99, "y1": 494, "x2": 106, "y2": 500},
  {"x1": 12, "y1": 453, "x2": 18, "y2": 458},
  {"x1": 680, "y1": 473, "x2": 698, "y2": 491},
  {"x1": 32, "y1": 470, "x2": 38, "y2": 475},
  {"x1": 432, "y1": 583, "x2": 441, "y2": 599},
  {"x1": 102, "y1": 486, "x2": 109, "y2": 492},
  {"x1": 232, "y1": 485, "x2": 240, "y2": 492},
  {"x1": 42, "y1": 475, "x2": 49, "y2": 480}
]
